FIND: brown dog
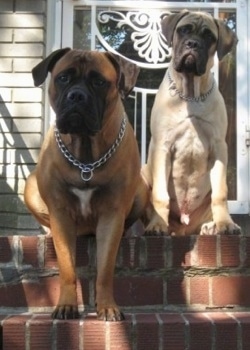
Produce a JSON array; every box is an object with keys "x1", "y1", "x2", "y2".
[
  {"x1": 143, "y1": 10, "x2": 241, "y2": 236},
  {"x1": 24, "y1": 48, "x2": 149, "y2": 320}
]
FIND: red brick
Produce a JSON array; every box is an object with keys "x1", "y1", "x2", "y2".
[
  {"x1": 29, "y1": 315, "x2": 53, "y2": 349},
  {"x1": 120, "y1": 237, "x2": 140, "y2": 268},
  {"x1": 3, "y1": 315, "x2": 32, "y2": 350},
  {"x1": 195, "y1": 236, "x2": 217, "y2": 267},
  {"x1": 190, "y1": 277, "x2": 209, "y2": 305},
  {"x1": 24, "y1": 277, "x2": 84, "y2": 308},
  {"x1": 243, "y1": 237, "x2": 250, "y2": 266},
  {"x1": 165, "y1": 236, "x2": 172, "y2": 267},
  {"x1": 44, "y1": 236, "x2": 57, "y2": 268},
  {"x1": 185, "y1": 313, "x2": 212, "y2": 350},
  {"x1": 45, "y1": 236, "x2": 90, "y2": 268},
  {"x1": 109, "y1": 314, "x2": 132, "y2": 350},
  {"x1": 83, "y1": 314, "x2": 105, "y2": 350},
  {"x1": 114, "y1": 276, "x2": 163, "y2": 306},
  {"x1": 172, "y1": 236, "x2": 192, "y2": 267},
  {"x1": 167, "y1": 277, "x2": 187, "y2": 304},
  {"x1": 21, "y1": 236, "x2": 40, "y2": 267},
  {"x1": 220, "y1": 235, "x2": 240, "y2": 267},
  {"x1": 212, "y1": 276, "x2": 250, "y2": 306},
  {"x1": 146, "y1": 236, "x2": 165, "y2": 269},
  {"x1": 233, "y1": 312, "x2": 250, "y2": 350},
  {"x1": 160, "y1": 313, "x2": 186, "y2": 350},
  {"x1": 2, "y1": 311, "x2": 250, "y2": 350},
  {"x1": 0, "y1": 237, "x2": 12, "y2": 263},
  {"x1": 23, "y1": 277, "x2": 60, "y2": 307},
  {"x1": 135, "y1": 314, "x2": 159, "y2": 350},
  {"x1": 0, "y1": 283, "x2": 27, "y2": 307},
  {"x1": 207, "y1": 312, "x2": 238, "y2": 350},
  {"x1": 56, "y1": 319, "x2": 80, "y2": 350},
  {"x1": 0, "y1": 276, "x2": 84, "y2": 309}
]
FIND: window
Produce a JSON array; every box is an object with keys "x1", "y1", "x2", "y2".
[{"x1": 50, "y1": 0, "x2": 249, "y2": 214}]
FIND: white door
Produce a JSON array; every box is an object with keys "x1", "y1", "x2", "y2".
[{"x1": 49, "y1": 0, "x2": 249, "y2": 214}]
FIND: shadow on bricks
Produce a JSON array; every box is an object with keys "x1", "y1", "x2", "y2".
[
  {"x1": 115, "y1": 222, "x2": 197, "y2": 310},
  {"x1": 0, "y1": 236, "x2": 28, "y2": 312},
  {"x1": 0, "y1": 94, "x2": 41, "y2": 235}
]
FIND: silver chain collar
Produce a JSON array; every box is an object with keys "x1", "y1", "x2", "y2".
[
  {"x1": 167, "y1": 70, "x2": 215, "y2": 102},
  {"x1": 54, "y1": 117, "x2": 127, "y2": 182}
]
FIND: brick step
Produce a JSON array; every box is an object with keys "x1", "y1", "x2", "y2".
[
  {"x1": 0, "y1": 233, "x2": 250, "y2": 311},
  {"x1": 2, "y1": 311, "x2": 250, "y2": 350}
]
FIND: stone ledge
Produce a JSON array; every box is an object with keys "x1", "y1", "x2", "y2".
[{"x1": 2, "y1": 311, "x2": 250, "y2": 350}]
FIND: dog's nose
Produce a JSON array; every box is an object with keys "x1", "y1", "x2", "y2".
[
  {"x1": 186, "y1": 39, "x2": 200, "y2": 49},
  {"x1": 67, "y1": 89, "x2": 86, "y2": 103}
]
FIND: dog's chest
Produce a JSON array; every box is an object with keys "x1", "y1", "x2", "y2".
[
  {"x1": 71, "y1": 187, "x2": 95, "y2": 217},
  {"x1": 171, "y1": 118, "x2": 213, "y2": 169}
]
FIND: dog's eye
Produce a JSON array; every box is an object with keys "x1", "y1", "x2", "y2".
[
  {"x1": 89, "y1": 71, "x2": 108, "y2": 88},
  {"x1": 178, "y1": 25, "x2": 192, "y2": 35},
  {"x1": 203, "y1": 29, "x2": 216, "y2": 42},
  {"x1": 57, "y1": 74, "x2": 70, "y2": 84},
  {"x1": 92, "y1": 77, "x2": 106, "y2": 87}
]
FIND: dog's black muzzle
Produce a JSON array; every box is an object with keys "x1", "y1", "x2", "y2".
[
  {"x1": 55, "y1": 85, "x2": 104, "y2": 135},
  {"x1": 174, "y1": 37, "x2": 208, "y2": 76}
]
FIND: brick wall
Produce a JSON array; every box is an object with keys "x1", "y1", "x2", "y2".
[
  {"x1": 0, "y1": 232, "x2": 249, "y2": 349},
  {"x1": 1, "y1": 234, "x2": 250, "y2": 311},
  {"x1": 0, "y1": 0, "x2": 46, "y2": 234}
]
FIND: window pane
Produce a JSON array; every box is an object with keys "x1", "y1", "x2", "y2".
[{"x1": 73, "y1": 9, "x2": 91, "y2": 49}]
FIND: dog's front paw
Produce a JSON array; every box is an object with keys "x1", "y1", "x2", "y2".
[
  {"x1": 216, "y1": 221, "x2": 241, "y2": 235},
  {"x1": 97, "y1": 305, "x2": 125, "y2": 322},
  {"x1": 52, "y1": 305, "x2": 79, "y2": 319},
  {"x1": 200, "y1": 221, "x2": 217, "y2": 235},
  {"x1": 200, "y1": 221, "x2": 241, "y2": 235},
  {"x1": 145, "y1": 216, "x2": 169, "y2": 235}
]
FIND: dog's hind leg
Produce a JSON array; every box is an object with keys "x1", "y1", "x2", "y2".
[{"x1": 24, "y1": 171, "x2": 50, "y2": 227}]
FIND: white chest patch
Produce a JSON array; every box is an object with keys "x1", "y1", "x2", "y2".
[{"x1": 71, "y1": 188, "x2": 95, "y2": 218}]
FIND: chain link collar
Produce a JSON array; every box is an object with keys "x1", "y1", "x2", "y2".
[
  {"x1": 167, "y1": 70, "x2": 215, "y2": 102},
  {"x1": 54, "y1": 117, "x2": 127, "y2": 182}
]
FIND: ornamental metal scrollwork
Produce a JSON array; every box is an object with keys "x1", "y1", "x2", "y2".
[{"x1": 98, "y1": 10, "x2": 171, "y2": 66}]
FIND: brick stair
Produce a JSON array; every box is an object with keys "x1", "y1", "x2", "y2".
[{"x1": 0, "y1": 227, "x2": 250, "y2": 349}]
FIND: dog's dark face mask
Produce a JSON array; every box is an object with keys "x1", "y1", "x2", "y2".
[
  {"x1": 161, "y1": 10, "x2": 237, "y2": 77},
  {"x1": 173, "y1": 17, "x2": 217, "y2": 76},
  {"x1": 31, "y1": 48, "x2": 139, "y2": 136},
  {"x1": 53, "y1": 63, "x2": 110, "y2": 135}
]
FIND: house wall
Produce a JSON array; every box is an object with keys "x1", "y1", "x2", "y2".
[{"x1": 0, "y1": 0, "x2": 47, "y2": 234}]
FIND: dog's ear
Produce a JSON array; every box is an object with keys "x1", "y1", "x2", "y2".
[
  {"x1": 32, "y1": 48, "x2": 71, "y2": 87},
  {"x1": 161, "y1": 10, "x2": 189, "y2": 47},
  {"x1": 215, "y1": 19, "x2": 238, "y2": 60},
  {"x1": 105, "y1": 52, "x2": 140, "y2": 99}
]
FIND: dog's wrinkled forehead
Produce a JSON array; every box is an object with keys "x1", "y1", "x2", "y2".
[
  {"x1": 176, "y1": 13, "x2": 218, "y2": 39},
  {"x1": 51, "y1": 50, "x2": 117, "y2": 81}
]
